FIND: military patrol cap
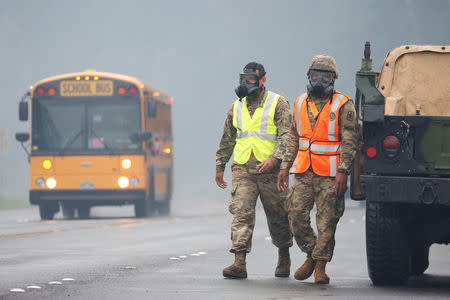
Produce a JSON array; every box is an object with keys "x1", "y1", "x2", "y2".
[{"x1": 307, "y1": 55, "x2": 339, "y2": 79}]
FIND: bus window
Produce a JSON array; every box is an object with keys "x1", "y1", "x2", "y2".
[
  {"x1": 36, "y1": 101, "x2": 84, "y2": 151},
  {"x1": 88, "y1": 102, "x2": 141, "y2": 150}
]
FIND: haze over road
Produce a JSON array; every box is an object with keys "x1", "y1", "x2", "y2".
[{"x1": 1, "y1": 199, "x2": 449, "y2": 299}]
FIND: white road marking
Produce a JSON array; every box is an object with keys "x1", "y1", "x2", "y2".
[
  {"x1": 362, "y1": 215, "x2": 366, "y2": 221},
  {"x1": 10, "y1": 288, "x2": 25, "y2": 293},
  {"x1": 62, "y1": 278, "x2": 74, "y2": 281},
  {"x1": 179, "y1": 255, "x2": 188, "y2": 258},
  {"x1": 49, "y1": 281, "x2": 62, "y2": 285},
  {"x1": 125, "y1": 266, "x2": 137, "y2": 269},
  {"x1": 190, "y1": 253, "x2": 201, "y2": 256},
  {"x1": 198, "y1": 252, "x2": 207, "y2": 255},
  {"x1": 169, "y1": 257, "x2": 180, "y2": 260},
  {"x1": 27, "y1": 285, "x2": 41, "y2": 289},
  {"x1": 264, "y1": 236, "x2": 272, "y2": 241}
]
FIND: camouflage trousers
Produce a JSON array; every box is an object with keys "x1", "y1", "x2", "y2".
[
  {"x1": 228, "y1": 164, "x2": 293, "y2": 253},
  {"x1": 286, "y1": 169, "x2": 345, "y2": 262}
]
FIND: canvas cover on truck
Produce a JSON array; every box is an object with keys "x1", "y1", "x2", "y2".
[{"x1": 378, "y1": 45, "x2": 450, "y2": 116}]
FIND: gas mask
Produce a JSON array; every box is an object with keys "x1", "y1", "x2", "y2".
[
  {"x1": 235, "y1": 70, "x2": 262, "y2": 99},
  {"x1": 307, "y1": 70, "x2": 335, "y2": 98}
]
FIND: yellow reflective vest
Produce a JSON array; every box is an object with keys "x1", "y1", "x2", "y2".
[{"x1": 232, "y1": 91, "x2": 280, "y2": 164}]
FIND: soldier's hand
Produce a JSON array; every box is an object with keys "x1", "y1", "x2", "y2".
[
  {"x1": 257, "y1": 158, "x2": 275, "y2": 173},
  {"x1": 215, "y1": 172, "x2": 227, "y2": 189},
  {"x1": 277, "y1": 169, "x2": 289, "y2": 191},
  {"x1": 334, "y1": 173, "x2": 348, "y2": 195}
]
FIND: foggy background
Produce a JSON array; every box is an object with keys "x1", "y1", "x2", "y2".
[{"x1": 0, "y1": 0, "x2": 449, "y2": 207}]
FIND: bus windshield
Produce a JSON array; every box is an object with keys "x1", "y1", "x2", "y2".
[{"x1": 33, "y1": 97, "x2": 141, "y2": 152}]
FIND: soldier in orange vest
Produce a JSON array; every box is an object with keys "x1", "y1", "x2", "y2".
[{"x1": 277, "y1": 55, "x2": 358, "y2": 284}]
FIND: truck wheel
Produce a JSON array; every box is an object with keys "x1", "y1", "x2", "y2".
[
  {"x1": 77, "y1": 206, "x2": 90, "y2": 219},
  {"x1": 366, "y1": 201, "x2": 409, "y2": 285},
  {"x1": 410, "y1": 246, "x2": 430, "y2": 276},
  {"x1": 62, "y1": 205, "x2": 75, "y2": 219},
  {"x1": 39, "y1": 204, "x2": 55, "y2": 220}
]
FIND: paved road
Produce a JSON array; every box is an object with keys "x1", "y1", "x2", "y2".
[{"x1": 0, "y1": 198, "x2": 449, "y2": 299}]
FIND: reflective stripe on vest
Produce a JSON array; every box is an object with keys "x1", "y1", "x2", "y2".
[
  {"x1": 232, "y1": 91, "x2": 280, "y2": 164},
  {"x1": 290, "y1": 92, "x2": 350, "y2": 176},
  {"x1": 235, "y1": 91, "x2": 279, "y2": 141}
]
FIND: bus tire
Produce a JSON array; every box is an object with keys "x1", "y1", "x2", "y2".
[
  {"x1": 77, "y1": 206, "x2": 90, "y2": 219},
  {"x1": 62, "y1": 204, "x2": 75, "y2": 219},
  {"x1": 366, "y1": 201, "x2": 409, "y2": 285},
  {"x1": 156, "y1": 200, "x2": 170, "y2": 216},
  {"x1": 39, "y1": 203, "x2": 55, "y2": 220},
  {"x1": 134, "y1": 199, "x2": 150, "y2": 218},
  {"x1": 156, "y1": 167, "x2": 171, "y2": 216}
]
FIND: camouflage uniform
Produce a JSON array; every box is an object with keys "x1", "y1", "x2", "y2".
[
  {"x1": 287, "y1": 94, "x2": 358, "y2": 261},
  {"x1": 216, "y1": 87, "x2": 297, "y2": 253}
]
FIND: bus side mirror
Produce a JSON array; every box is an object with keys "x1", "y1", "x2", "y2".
[
  {"x1": 147, "y1": 101, "x2": 157, "y2": 118},
  {"x1": 19, "y1": 102, "x2": 28, "y2": 121},
  {"x1": 15, "y1": 132, "x2": 30, "y2": 142},
  {"x1": 139, "y1": 131, "x2": 152, "y2": 141},
  {"x1": 130, "y1": 131, "x2": 152, "y2": 143}
]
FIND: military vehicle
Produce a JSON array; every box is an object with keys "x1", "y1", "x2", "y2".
[{"x1": 351, "y1": 42, "x2": 450, "y2": 285}]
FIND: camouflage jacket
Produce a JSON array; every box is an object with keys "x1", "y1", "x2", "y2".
[
  {"x1": 305, "y1": 92, "x2": 358, "y2": 173},
  {"x1": 216, "y1": 88, "x2": 298, "y2": 173}
]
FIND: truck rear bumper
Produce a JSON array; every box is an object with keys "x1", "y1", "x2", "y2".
[
  {"x1": 30, "y1": 189, "x2": 146, "y2": 206},
  {"x1": 361, "y1": 175, "x2": 450, "y2": 205}
]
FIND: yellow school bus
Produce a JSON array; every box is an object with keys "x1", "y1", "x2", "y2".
[{"x1": 15, "y1": 70, "x2": 174, "y2": 220}]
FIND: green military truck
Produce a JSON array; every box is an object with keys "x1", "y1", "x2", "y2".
[{"x1": 351, "y1": 42, "x2": 450, "y2": 285}]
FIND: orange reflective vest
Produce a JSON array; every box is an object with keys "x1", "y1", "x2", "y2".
[{"x1": 290, "y1": 91, "x2": 351, "y2": 177}]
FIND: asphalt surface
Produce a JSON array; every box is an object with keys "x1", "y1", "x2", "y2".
[{"x1": 0, "y1": 198, "x2": 449, "y2": 300}]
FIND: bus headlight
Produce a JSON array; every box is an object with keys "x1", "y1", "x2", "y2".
[
  {"x1": 46, "y1": 177, "x2": 57, "y2": 189},
  {"x1": 36, "y1": 178, "x2": 45, "y2": 188},
  {"x1": 121, "y1": 159, "x2": 132, "y2": 169},
  {"x1": 130, "y1": 177, "x2": 139, "y2": 187},
  {"x1": 118, "y1": 176, "x2": 129, "y2": 189},
  {"x1": 42, "y1": 160, "x2": 52, "y2": 169}
]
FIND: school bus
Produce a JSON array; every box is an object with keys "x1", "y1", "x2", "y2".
[{"x1": 15, "y1": 70, "x2": 174, "y2": 220}]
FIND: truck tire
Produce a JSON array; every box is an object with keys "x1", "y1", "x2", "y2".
[
  {"x1": 77, "y1": 206, "x2": 90, "y2": 219},
  {"x1": 39, "y1": 204, "x2": 55, "y2": 220},
  {"x1": 410, "y1": 246, "x2": 430, "y2": 276},
  {"x1": 366, "y1": 201, "x2": 409, "y2": 285}
]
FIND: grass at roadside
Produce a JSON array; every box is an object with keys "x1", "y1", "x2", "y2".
[{"x1": 0, "y1": 196, "x2": 29, "y2": 210}]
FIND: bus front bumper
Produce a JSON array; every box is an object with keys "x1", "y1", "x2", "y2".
[{"x1": 30, "y1": 189, "x2": 146, "y2": 206}]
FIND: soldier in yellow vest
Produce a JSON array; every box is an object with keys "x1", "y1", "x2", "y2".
[
  {"x1": 278, "y1": 55, "x2": 358, "y2": 284},
  {"x1": 215, "y1": 62, "x2": 298, "y2": 278}
]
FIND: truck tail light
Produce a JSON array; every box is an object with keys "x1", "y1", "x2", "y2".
[
  {"x1": 366, "y1": 147, "x2": 377, "y2": 158},
  {"x1": 383, "y1": 136, "x2": 400, "y2": 158}
]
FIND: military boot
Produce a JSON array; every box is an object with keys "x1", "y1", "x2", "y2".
[
  {"x1": 294, "y1": 254, "x2": 316, "y2": 280},
  {"x1": 223, "y1": 251, "x2": 247, "y2": 279},
  {"x1": 275, "y1": 247, "x2": 291, "y2": 277},
  {"x1": 314, "y1": 260, "x2": 330, "y2": 284}
]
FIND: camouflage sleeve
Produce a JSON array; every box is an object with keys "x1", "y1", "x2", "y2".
[
  {"x1": 338, "y1": 100, "x2": 358, "y2": 172},
  {"x1": 271, "y1": 97, "x2": 299, "y2": 170},
  {"x1": 215, "y1": 105, "x2": 236, "y2": 173}
]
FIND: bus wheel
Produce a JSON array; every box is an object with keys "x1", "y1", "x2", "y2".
[
  {"x1": 156, "y1": 200, "x2": 170, "y2": 216},
  {"x1": 39, "y1": 204, "x2": 56, "y2": 220},
  {"x1": 62, "y1": 205, "x2": 75, "y2": 219},
  {"x1": 77, "y1": 206, "x2": 90, "y2": 219},
  {"x1": 134, "y1": 199, "x2": 151, "y2": 218}
]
